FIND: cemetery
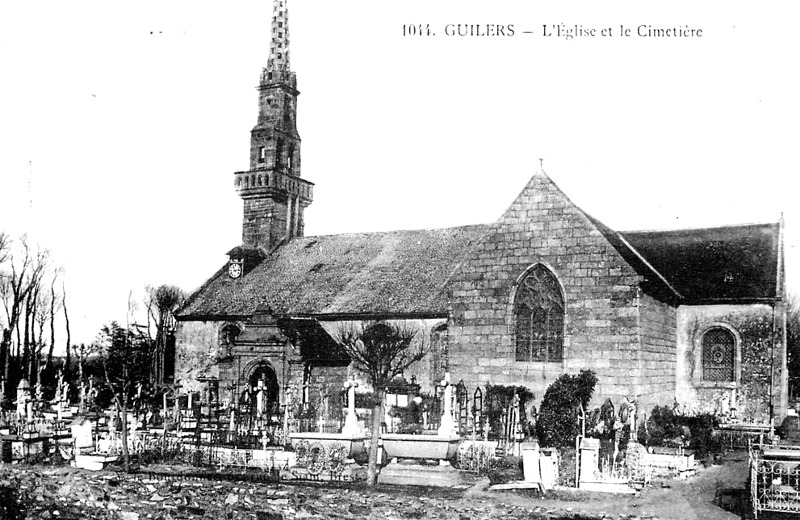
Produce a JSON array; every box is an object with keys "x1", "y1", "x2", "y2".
[{"x1": 0, "y1": 360, "x2": 791, "y2": 519}]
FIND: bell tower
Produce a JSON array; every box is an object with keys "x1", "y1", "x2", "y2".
[{"x1": 234, "y1": 0, "x2": 313, "y2": 253}]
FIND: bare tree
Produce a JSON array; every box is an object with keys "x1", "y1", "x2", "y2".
[
  {"x1": 0, "y1": 235, "x2": 48, "y2": 400},
  {"x1": 45, "y1": 268, "x2": 63, "y2": 369},
  {"x1": 336, "y1": 321, "x2": 427, "y2": 486},
  {"x1": 31, "y1": 283, "x2": 50, "y2": 386},
  {"x1": 63, "y1": 280, "x2": 72, "y2": 380},
  {"x1": 0, "y1": 232, "x2": 9, "y2": 269},
  {"x1": 71, "y1": 342, "x2": 100, "y2": 410},
  {"x1": 0, "y1": 232, "x2": 10, "y2": 401}
]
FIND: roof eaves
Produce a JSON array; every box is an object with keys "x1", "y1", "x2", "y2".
[
  {"x1": 682, "y1": 296, "x2": 782, "y2": 306},
  {"x1": 614, "y1": 230, "x2": 683, "y2": 300},
  {"x1": 175, "y1": 263, "x2": 229, "y2": 318}
]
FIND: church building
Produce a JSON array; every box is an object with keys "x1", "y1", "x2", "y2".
[{"x1": 174, "y1": 0, "x2": 788, "y2": 423}]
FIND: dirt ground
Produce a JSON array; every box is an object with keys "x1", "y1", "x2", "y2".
[
  {"x1": 472, "y1": 452, "x2": 750, "y2": 520},
  {"x1": 0, "y1": 452, "x2": 762, "y2": 520}
]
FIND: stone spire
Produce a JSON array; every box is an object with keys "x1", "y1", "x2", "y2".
[
  {"x1": 233, "y1": 0, "x2": 313, "y2": 255},
  {"x1": 265, "y1": 0, "x2": 291, "y2": 79}
]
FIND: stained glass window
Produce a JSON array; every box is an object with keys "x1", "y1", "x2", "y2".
[
  {"x1": 515, "y1": 265, "x2": 564, "y2": 362},
  {"x1": 702, "y1": 328, "x2": 735, "y2": 382}
]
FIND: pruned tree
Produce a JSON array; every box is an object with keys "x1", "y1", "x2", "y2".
[{"x1": 336, "y1": 321, "x2": 427, "y2": 486}]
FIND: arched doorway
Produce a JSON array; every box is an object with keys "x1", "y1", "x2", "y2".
[{"x1": 246, "y1": 361, "x2": 280, "y2": 418}]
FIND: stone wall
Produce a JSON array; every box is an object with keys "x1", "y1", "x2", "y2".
[
  {"x1": 305, "y1": 365, "x2": 349, "y2": 423},
  {"x1": 241, "y1": 194, "x2": 289, "y2": 251},
  {"x1": 636, "y1": 292, "x2": 677, "y2": 410},
  {"x1": 174, "y1": 320, "x2": 223, "y2": 393},
  {"x1": 676, "y1": 303, "x2": 787, "y2": 420},
  {"x1": 176, "y1": 317, "x2": 444, "y2": 419},
  {"x1": 447, "y1": 172, "x2": 677, "y2": 409}
]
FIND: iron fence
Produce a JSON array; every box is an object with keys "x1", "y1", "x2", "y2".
[{"x1": 749, "y1": 444, "x2": 800, "y2": 518}]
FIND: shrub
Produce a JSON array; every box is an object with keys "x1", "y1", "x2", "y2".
[
  {"x1": 486, "y1": 455, "x2": 523, "y2": 485},
  {"x1": 642, "y1": 406, "x2": 721, "y2": 457},
  {"x1": 484, "y1": 384, "x2": 535, "y2": 440},
  {"x1": 685, "y1": 413, "x2": 721, "y2": 457},
  {"x1": 536, "y1": 370, "x2": 598, "y2": 448},
  {"x1": 645, "y1": 405, "x2": 682, "y2": 446}
]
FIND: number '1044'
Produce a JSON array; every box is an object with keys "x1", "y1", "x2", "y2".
[{"x1": 403, "y1": 24, "x2": 434, "y2": 36}]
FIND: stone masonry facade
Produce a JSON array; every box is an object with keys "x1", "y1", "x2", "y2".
[{"x1": 447, "y1": 172, "x2": 678, "y2": 411}]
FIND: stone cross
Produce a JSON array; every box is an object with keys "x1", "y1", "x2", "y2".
[
  {"x1": 87, "y1": 380, "x2": 97, "y2": 409},
  {"x1": 341, "y1": 375, "x2": 360, "y2": 436},
  {"x1": 438, "y1": 372, "x2": 456, "y2": 437},
  {"x1": 60, "y1": 380, "x2": 69, "y2": 413},
  {"x1": 283, "y1": 387, "x2": 292, "y2": 439},
  {"x1": 16, "y1": 380, "x2": 31, "y2": 423},
  {"x1": 55, "y1": 370, "x2": 63, "y2": 402},
  {"x1": 256, "y1": 380, "x2": 265, "y2": 418},
  {"x1": 79, "y1": 381, "x2": 86, "y2": 413}
]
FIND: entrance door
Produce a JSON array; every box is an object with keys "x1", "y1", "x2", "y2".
[{"x1": 248, "y1": 362, "x2": 281, "y2": 418}]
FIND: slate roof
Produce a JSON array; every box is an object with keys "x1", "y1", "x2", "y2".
[
  {"x1": 177, "y1": 225, "x2": 489, "y2": 320},
  {"x1": 585, "y1": 214, "x2": 682, "y2": 302},
  {"x1": 621, "y1": 223, "x2": 781, "y2": 302}
]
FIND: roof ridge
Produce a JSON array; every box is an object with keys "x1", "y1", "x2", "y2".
[
  {"x1": 301, "y1": 223, "x2": 491, "y2": 240},
  {"x1": 620, "y1": 221, "x2": 780, "y2": 235}
]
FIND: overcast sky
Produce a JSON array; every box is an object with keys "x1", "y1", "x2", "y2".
[{"x1": 0, "y1": 0, "x2": 798, "y2": 349}]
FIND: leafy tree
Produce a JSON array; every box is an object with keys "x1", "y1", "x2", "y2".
[
  {"x1": 96, "y1": 321, "x2": 152, "y2": 472},
  {"x1": 336, "y1": 321, "x2": 427, "y2": 486},
  {"x1": 145, "y1": 284, "x2": 184, "y2": 386},
  {"x1": 536, "y1": 370, "x2": 598, "y2": 448},
  {"x1": 484, "y1": 384, "x2": 536, "y2": 440}
]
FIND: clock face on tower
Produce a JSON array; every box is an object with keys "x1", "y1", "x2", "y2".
[{"x1": 228, "y1": 261, "x2": 242, "y2": 279}]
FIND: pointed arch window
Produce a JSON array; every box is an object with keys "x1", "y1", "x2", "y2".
[{"x1": 514, "y1": 264, "x2": 564, "y2": 362}]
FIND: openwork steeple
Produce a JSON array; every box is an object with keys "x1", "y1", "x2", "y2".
[
  {"x1": 264, "y1": 0, "x2": 291, "y2": 80},
  {"x1": 233, "y1": 0, "x2": 313, "y2": 254}
]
